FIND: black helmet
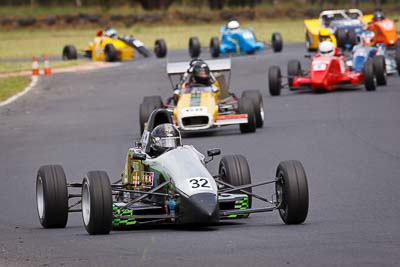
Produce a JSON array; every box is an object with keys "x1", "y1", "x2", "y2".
[
  {"x1": 373, "y1": 10, "x2": 385, "y2": 21},
  {"x1": 192, "y1": 61, "x2": 211, "y2": 85},
  {"x1": 150, "y1": 123, "x2": 182, "y2": 157}
]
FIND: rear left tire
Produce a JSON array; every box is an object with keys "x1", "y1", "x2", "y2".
[
  {"x1": 62, "y1": 45, "x2": 77, "y2": 60},
  {"x1": 219, "y1": 155, "x2": 252, "y2": 209}
]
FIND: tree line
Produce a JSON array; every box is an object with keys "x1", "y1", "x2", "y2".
[{"x1": 0, "y1": 0, "x2": 390, "y2": 10}]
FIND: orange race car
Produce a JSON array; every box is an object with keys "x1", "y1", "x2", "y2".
[{"x1": 367, "y1": 10, "x2": 399, "y2": 48}]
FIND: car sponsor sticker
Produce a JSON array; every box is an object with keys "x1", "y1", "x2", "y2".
[
  {"x1": 187, "y1": 177, "x2": 213, "y2": 191},
  {"x1": 132, "y1": 172, "x2": 154, "y2": 188}
]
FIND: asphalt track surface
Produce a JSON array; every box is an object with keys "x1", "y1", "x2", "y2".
[{"x1": 1, "y1": 43, "x2": 400, "y2": 266}]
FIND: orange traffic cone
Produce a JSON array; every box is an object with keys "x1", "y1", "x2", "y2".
[
  {"x1": 44, "y1": 55, "x2": 52, "y2": 76},
  {"x1": 32, "y1": 56, "x2": 39, "y2": 79}
]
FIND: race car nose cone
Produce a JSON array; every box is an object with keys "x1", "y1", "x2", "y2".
[
  {"x1": 190, "y1": 193, "x2": 218, "y2": 217},
  {"x1": 180, "y1": 193, "x2": 219, "y2": 224}
]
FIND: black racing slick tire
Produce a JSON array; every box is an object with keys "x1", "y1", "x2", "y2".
[
  {"x1": 275, "y1": 160, "x2": 309, "y2": 224},
  {"x1": 347, "y1": 29, "x2": 357, "y2": 47},
  {"x1": 154, "y1": 39, "x2": 167, "y2": 58},
  {"x1": 62, "y1": 45, "x2": 77, "y2": 60},
  {"x1": 210, "y1": 37, "x2": 220, "y2": 58},
  {"x1": 271, "y1": 32, "x2": 283, "y2": 53},
  {"x1": 237, "y1": 97, "x2": 256, "y2": 133},
  {"x1": 36, "y1": 165, "x2": 68, "y2": 228},
  {"x1": 219, "y1": 155, "x2": 252, "y2": 208},
  {"x1": 104, "y1": 43, "x2": 118, "y2": 62},
  {"x1": 336, "y1": 29, "x2": 347, "y2": 48},
  {"x1": 395, "y1": 46, "x2": 400, "y2": 75},
  {"x1": 139, "y1": 95, "x2": 164, "y2": 134},
  {"x1": 189, "y1": 37, "x2": 201, "y2": 58},
  {"x1": 241, "y1": 89, "x2": 264, "y2": 128},
  {"x1": 287, "y1": 60, "x2": 302, "y2": 89},
  {"x1": 81, "y1": 171, "x2": 113, "y2": 235},
  {"x1": 363, "y1": 59, "x2": 376, "y2": 91},
  {"x1": 373, "y1": 55, "x2": 387, "y2": 86},
  {"x1": 268, "y1": 66, "x2": 282, "y2": 96}
]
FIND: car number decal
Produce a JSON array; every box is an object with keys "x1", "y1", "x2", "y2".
[
  {"x1": 187, "y1": 177, "x2": 212, "y2": 190},
  {"x1": 133, "y1": 40, "x2": 144, "y2": 47},
  {"x1": 312, "y1": 62, "x2": 327, "y2": 71}
]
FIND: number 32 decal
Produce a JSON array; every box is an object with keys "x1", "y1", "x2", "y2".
[{"x1": 188, "y1": 177, "x2": 212, "y2": 190}]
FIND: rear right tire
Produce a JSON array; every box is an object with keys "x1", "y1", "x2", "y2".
[
  {"x1": 154, "y1": 39, "x2": 167, "y2": 58},
  {"x1": 237, "y1": 97, "x2": 256, "y2": 133},
  {"x1": 373, "y1": 55, "x2": 386, "y2": 86},
  {"x1": 189, "y1": 37, "x2": 201, "y2": 58},
  {"x1": 241, "y1": 90, "x2": 264, "y2": 128}
]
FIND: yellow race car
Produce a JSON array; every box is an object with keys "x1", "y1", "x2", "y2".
[
  {"x1": 139, "y1": 59, "x2": 264, "y2": 134},
  {"x1": 62, "y1": 28, "x2": 167, "y2": 62},
  {"x1": 305, "y1": 9, "x2": 373, "y2": 51}
]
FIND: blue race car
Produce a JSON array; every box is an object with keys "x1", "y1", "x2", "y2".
[
  {"x1": 188, "y1": 20, "x2": 283, "y2": 58},
  {"x1": 346, "y1": 31, "x2": 400, "y2": 85}
]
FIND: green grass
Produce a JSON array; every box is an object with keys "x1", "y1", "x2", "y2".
[{"x1": 0, "y1": 76, "x2": 31, "y2": 102}]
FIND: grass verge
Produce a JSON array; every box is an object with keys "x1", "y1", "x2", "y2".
[
  {"x1": 0, "y1": 76, "x2": 31, "y2": 102},
  {"x1": 0, "y1": 60, "x2": 88, "y2": 74}
]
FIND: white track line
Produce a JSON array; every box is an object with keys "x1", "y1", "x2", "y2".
[{"x1": 0, "y1": 76, "x2": 38, "y2": 107}]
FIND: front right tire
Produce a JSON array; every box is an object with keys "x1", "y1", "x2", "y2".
[
  {"x1": 81, "y1": 171, "x2": 113, "y2": 235},
  {"x1": 36, "y1": 165, "x2": 68, "y2": 228}
]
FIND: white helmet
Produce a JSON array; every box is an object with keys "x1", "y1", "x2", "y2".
[
  {"x1": 319, "y1": 41, "x2": 335, "y2": 56},
  {"x1": 227, "y1": 20, "x2": 240, "y2": 30}
]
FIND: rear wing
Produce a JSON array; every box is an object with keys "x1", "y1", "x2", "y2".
[{"x1": 167, "y1": 58, "x2": 231, "y2": 75}]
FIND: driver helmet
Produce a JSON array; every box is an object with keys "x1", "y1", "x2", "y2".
[
  {"x1": 150, "y1": 124, "x2": 182, "y2": 157},
  {"x1": 319, "y1": 41, "x2": 335, "y2": 57},
  {"x1": 227, "y1": 20, "x2": 240, "y2": 31},
  {"x1": 319, "y1": 28, "x2": 332, "y2": 42},
  {"x1": 192, "y1": 61, "x2": 211, "y2": 85},
  {"x1": 361, "y1": 31, "x2": 375, "y2": 46},
  {"x1": 104, "y1": 27, "x2": 118, "y2": 38},
  {"x1": 373, "y1": 10, "x2": 385, "y2": 21}
]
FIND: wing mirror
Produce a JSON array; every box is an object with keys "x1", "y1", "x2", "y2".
[
  {"x1": 205, "y1": 148, "x2": 221, "y2": 164},
  {"x1": 132, "y1": 152, "x2": 146, "y2": 160},
  {"x1": 304, "y1": 54, "x2": 312, "y2": 58},
  {"x1": 394, "y1": 19, "x2": 399, "y2": 23},
  {"x1": 207, "y1": 148, "x2": 221, "y2": 157}
]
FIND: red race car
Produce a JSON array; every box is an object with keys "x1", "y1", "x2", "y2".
[{"x1": 268, "y1": 48, "x2": 384, "y2": 96}]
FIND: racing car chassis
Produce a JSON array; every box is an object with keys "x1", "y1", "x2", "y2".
[{"x1": 36, "y1": 158, "x2": 309, "y2": 235}]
